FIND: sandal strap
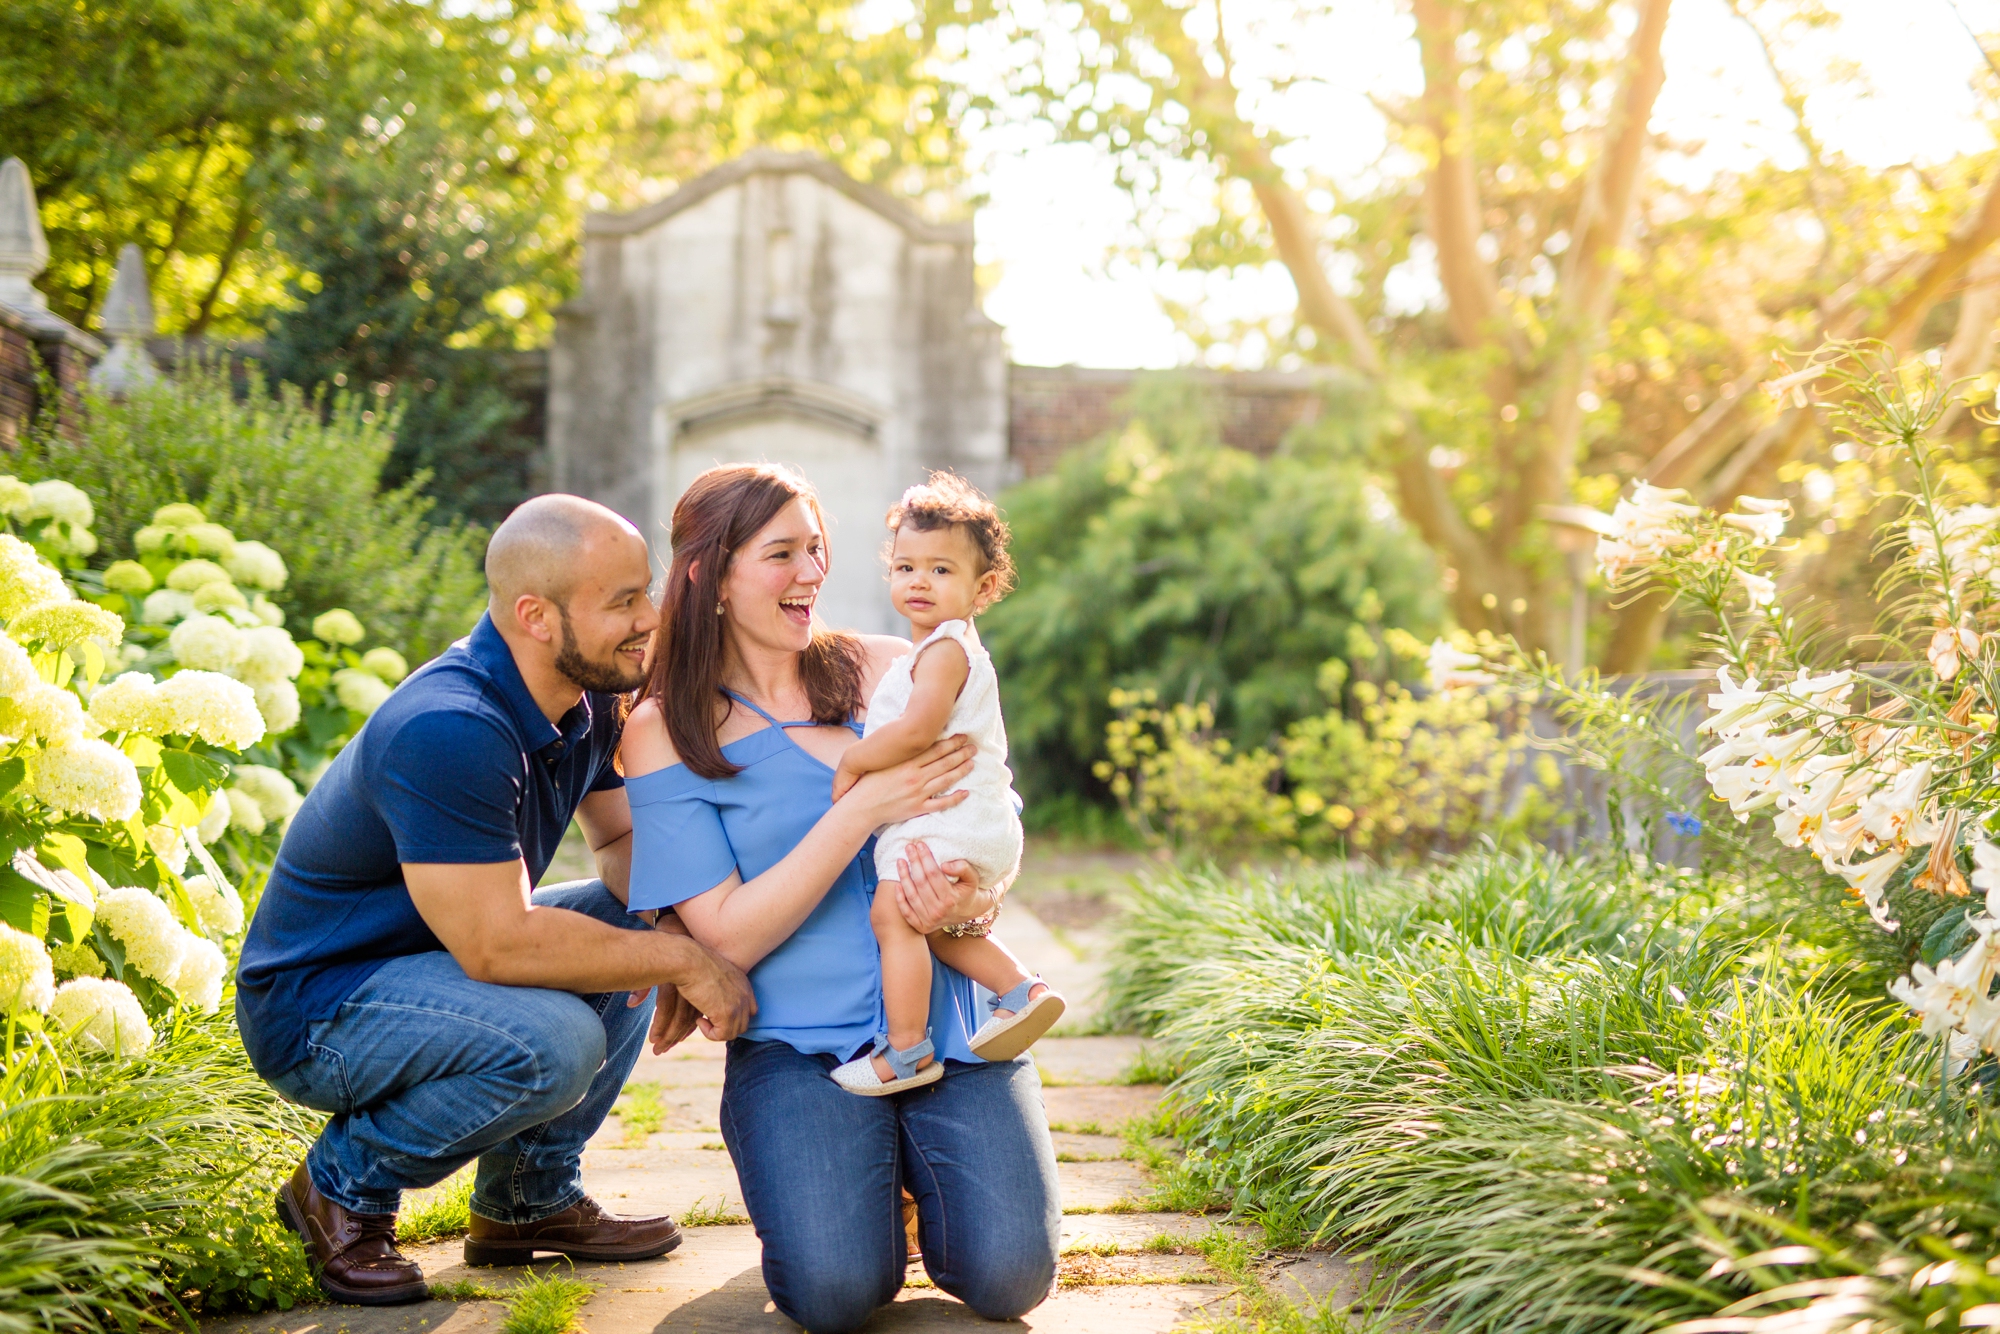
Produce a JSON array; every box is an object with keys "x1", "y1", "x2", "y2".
[
  {"x1": 870, "y1": 1031, "x2": 934, "y2": 1081},
  {"x1": 988, "y1": 976, "x2": 1042, "y2": 1014}
]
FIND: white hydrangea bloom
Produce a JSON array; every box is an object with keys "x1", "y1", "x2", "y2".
[
  {"x1": 0, "y1": 628, "x2": 35, "y2": 698},
  {"x1": 153, "y1": 502, "x2": 205, "y2": 529},
  {"x1": 223, "y1": 541, "x2": 288, "y2": 590},
  {"x1": 133, "y1": 525, "x2": 171, "y2": 554},
  {"x1": 7, "y1": 600, "x2": 123, "y2": 651},
  {"x1": 360, "y1": 647, "x2": 408, "y2": 683},
  {"x1": 334, "y1": 667, "x2": 393, "y2": 716},
  {"x1": 249, "y1": 594, "x2": 286, "y2": 627},
  {"x1": 3, "y1": 682, "x2": 84, "y2": 743},
  {"x1": 51, "y1": 978, "x2": 153, "y2": 1055},
  {"x1": 51, "y1": 940, "x2": 105, "y2": 980},
  {"x1": 102, "y1": 561, "x2": 153, "y2": 595},
  {"x1": 185, "y1": 874, "x2": 245, "y2": 937},
  {"x1": 191, "y1": 582, "x2": 248, "y2": 614},
  {"x1": 158, "y1": 670, "x2": 264, "y2": 748},
  {"x1": 168, "y1": 614, "x2": 244, "y2": 671},
  {"x1": 146, "y1": 823, "x2": 190, "y2": 876},
  {"x1": 313, "y1": 608, "x2": 366, "y2": 645},
  {"x1": 95, "y1": 887, "x2": 188, "y2": 986},
  {"x1": 253, "y1": 679, "x2": 301, "y2": 735},
  {"x1": 22, "y1": 480, "x2": 93, "y2": 528},
  {"x1": 52, "y1": 526, "x2": 97, "y2": 558},
  {"x1": 0, "y1": 533, "x2": 69, "y2": 620},
  {"x1": 164, "y1": 559, "x2": 232, "y2": 592},
  {"x1": 231, "y1": 764, "x2": 302, "y2": 823},
  {"x1": 33, "y1": 737, "x2": 142, "y2": 821},
  {"x1": 140, "y1": 588, "x2": 195, "y2": 625},
  {"x1": 224, "y1": 787, "x2": 267, "y2": 836},
  {"x1": 0, "y1": 475, "x2": 31, "y2": 516},
  {"x1": 88, "y1": 672, "x2": 170, "y2": 735},
  {"x1": 173, "y1": 935, "x2": 226, "y2": 1014},
  {"x1": 0, "y1": 924, "x2": 54, "y2": 1015},
  {"x1": 196, "y1": 788, "x2": 232, "y2": 843},
  {"x1": 185, "y1": 523, "x2": 236, "y2": 558},
  {"x1": 235, "y1": 625, "x2": 304, "y2": 686}
]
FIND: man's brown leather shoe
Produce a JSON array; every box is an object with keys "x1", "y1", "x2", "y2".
[
  {"x1": 463, "y1": 1195, "x2": 683, "y2": 1266},
  {"x1": 275, "y1": 1163, "x2": 427, "y2": 1306}
]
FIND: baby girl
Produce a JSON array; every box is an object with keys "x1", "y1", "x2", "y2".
[{"x1": 828, "y1": 473, "x2": 1064, "y2": 1094}]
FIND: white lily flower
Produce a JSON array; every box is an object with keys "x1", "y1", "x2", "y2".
[
  {"x1": 1961, "y1": 998, "x2": 2000, "y2": 1056},
  {"x1": 1698, "y1": 669, "x2": 1791, "y2": 737},
  {"x1": 1426, "y1": 639, "x2": 1494, "y2": 692},
  {"x1": 1860, "y1": 762, "x2": 1933, "y2": 852},
  {"x1": 1721, "y1": 510, "x2": 1787, "y2": 545},
  {"x1": 1734, "y1": 495, "x2": 1793, "y2": 515},
  {"x1": 1961, "y1": 917, "x2": 2000, "y2": 993},
  {"x1": 1735, "y1": 568, "x2": 1778, "y2": 608},
  {"x1": 1927, "y1": 624, "x2": 1980, "y2": 683},
  {"x1": 1974, "y1": 840, "x2": 2000, "y2": 913},
  {"x1": 1889, "y1": 951, "x2": 1986, "y2": 1038},
  {"x1": 1787, "y1": 669, "x2": 1855, "y2": 710},
  {"x1": 1836, "y1": 850, "x2": 1904, "y2": 930}
]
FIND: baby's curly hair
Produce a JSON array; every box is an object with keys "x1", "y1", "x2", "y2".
[{"x1": 885, "y1": 471, "x2": 1016, "y2": 606}]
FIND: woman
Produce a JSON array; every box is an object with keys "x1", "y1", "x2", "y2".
[{"x1": 620, "y1": 463, "x2": 1061, "y2": 1333}]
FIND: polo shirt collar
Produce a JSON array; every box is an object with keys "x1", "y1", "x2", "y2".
[{"x1": 467, "y1": 613, "x2": 588, "y2": 753}]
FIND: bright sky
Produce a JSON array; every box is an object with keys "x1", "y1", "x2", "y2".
[{"x1": 969, "y1": 0, "x2": 2000, "y2": 370}]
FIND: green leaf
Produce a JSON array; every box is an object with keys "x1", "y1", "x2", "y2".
[
  {"x1": 0, "y1": 868, "x2": 51, "y2": 940},
  {"x1": 47, "y1": 895, "x2": 92, "y2": 947},
  {"x1": 159, "y1": 748, "x2": 229, "y2": 795},
  {"x1": 37, "y1": 833, "x2": 91, "y2": 883},
  {"x1": 0, "y1": 757, "x2": 25, "y2": 802},
  {"x1": 1922, "y1": 909, "x2": 1977, "y2": 968}
]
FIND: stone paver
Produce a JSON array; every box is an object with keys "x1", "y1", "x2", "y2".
[{"x1": 206, "y1": 908, "x2": 1237, "y2": 1334}]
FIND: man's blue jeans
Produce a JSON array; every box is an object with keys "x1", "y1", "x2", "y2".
[
  {"x1": 265, "y1": 880, "x2": 652, "y2": 1224},
  {"x1": 720, "y1": 1037, "x2": 1062, "y2": 1334}
]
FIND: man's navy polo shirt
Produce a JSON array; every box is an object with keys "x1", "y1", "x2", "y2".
[{"x1": 234, "y1": 612, "x2": 626, "y2": 1078}]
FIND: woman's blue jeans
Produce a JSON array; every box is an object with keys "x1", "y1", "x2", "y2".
[
  {"x1": 265, "y1": 880, "x2": 652, "y2": 1225},
  {"x1": 720, "y1": 1037, "x2": 1062, "y2": 1333}
]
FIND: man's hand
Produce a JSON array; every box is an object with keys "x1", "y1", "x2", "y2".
[
  {"x1": 676, "y1": 945, "x2": 756, "y2": 1044},
  {"x1": 632, "y1": 913, "x2": 742, "y2": 1054}
]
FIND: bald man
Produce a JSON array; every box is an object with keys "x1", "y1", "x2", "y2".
[{"x1": 237, "y1": 495, "x2": 754, "y2": 1306}]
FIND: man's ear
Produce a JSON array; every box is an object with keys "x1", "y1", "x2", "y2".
[{"x1": 513, "y1": 592, "x2": 559, "y2": 645}]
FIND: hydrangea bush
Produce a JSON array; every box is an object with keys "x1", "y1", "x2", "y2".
[
  {"x1": 88, "y1": 502, "x2": 409, "y2": 849},
  {"x1": 1518, "y1": 343, "x2": 2000, "y2": 1065},
  {"x1": 0, "y1": 516, "x2": 251, "y2": 1054}
]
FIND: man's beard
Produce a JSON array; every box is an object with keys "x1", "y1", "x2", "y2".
[{"x1": 554, "y1": 607, "x2": 648, "y2": 694}]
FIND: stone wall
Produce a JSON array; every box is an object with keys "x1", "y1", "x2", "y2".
[{"x1": 1007, "y1": 365, "x2": 1344, "y2": 478}]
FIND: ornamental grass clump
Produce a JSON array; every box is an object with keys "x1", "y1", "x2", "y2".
[{"x1": 1114, "y1": 850, "x2": 2000, "y2": 1334}]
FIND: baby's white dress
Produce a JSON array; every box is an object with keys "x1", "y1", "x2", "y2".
[{"x1": 865, "y1": 619, "x2": 1023, "y2": 909}]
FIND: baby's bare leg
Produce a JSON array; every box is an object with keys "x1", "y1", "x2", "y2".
[
  {"x1": 929, "y1": 932, "x2": 1046, "y2": 1018},
  {"x1": 872, "y1": 882, "x2": 933, "y2": 1080}
]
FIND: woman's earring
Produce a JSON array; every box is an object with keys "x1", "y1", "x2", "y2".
[{"x1": 715, "y1": 602, "x2": 724, "y2": 615}]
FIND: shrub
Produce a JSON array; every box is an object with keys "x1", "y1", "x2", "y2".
[
  {"x1": 984, "y1": 373, "x2": 1441, "y2": 805},
  {"x1": 14, "y1": 364, "x2": 486, "y2": 664}
]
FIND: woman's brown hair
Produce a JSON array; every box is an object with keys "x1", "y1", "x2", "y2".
[{"x1": 643, "y1": 463, "x2": 866, "y2": 780}]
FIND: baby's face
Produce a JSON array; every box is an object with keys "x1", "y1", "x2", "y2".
[{"x1": 888, "y1": 524, "x2": 996, "y2": 629}]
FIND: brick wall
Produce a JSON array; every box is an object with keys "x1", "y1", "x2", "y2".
[
  {"x1": 1006, "y1": 364, "x2": 1339, "y2": 478},
  {"x1": 0, "y1": 304, "x2": 102, "y2": 452}
]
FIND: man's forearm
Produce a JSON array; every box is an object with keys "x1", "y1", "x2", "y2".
[
  {"x1": 591, "y1": 829, "x2": 633, "y2": 903},
  {"x1": 466, "y1": 907, "x2": 714, "y2": 992}
]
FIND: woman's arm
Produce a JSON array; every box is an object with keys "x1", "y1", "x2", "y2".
[{"x1": 620, "y1": 700, "x2": 976, "y2": 971}]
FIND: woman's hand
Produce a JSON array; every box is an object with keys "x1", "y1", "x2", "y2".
[
  {"x1": 894, "y1": 841, "x2": 989, "y2": 934},
  {"x1": 843, "y1": 734, "x2": 974, "y2": 826}
]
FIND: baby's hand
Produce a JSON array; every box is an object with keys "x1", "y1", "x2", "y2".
[{"x1": 831, "y1": 760, "x2": 864, "y2": 803}]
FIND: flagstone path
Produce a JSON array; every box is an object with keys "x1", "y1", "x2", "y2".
[{"x1": 202, "y1": 901, "x2": 1313, "y2": 1334}]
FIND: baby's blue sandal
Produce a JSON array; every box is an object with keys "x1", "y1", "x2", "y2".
[
  {"x1": 832, "y1": 1032, "x2": 943, "y2": 1096},
  {"x1": 969, "y1": 976, "x2": 1065, "y2": 1062}
]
